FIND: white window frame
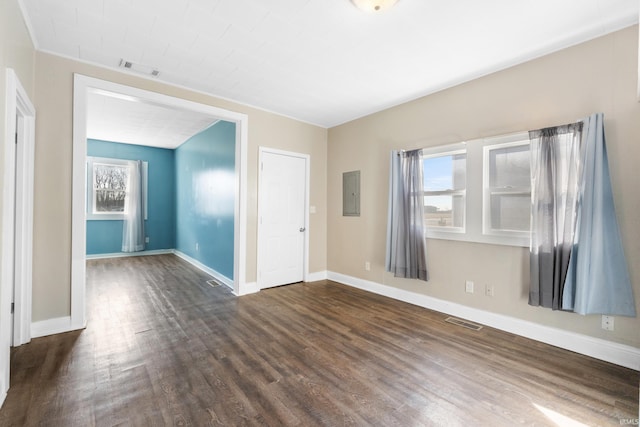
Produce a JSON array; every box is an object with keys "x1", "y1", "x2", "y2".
[
  {"x1": 86, "y1": 157, "x2": 148, "y2": 220},
  {"x1": 421, "y1": 132, "x2": 530, "y2": 247},
  {"x1": 482, "y1": 136, "x2": 531, "y2": 246},
  {"x1": 422, "y1": 143, "x2": 467, "y2": 239}
]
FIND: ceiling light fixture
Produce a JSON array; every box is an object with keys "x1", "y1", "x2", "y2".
[{"x1": 351, "y1": 0, "x2": 399, "y2": 13}]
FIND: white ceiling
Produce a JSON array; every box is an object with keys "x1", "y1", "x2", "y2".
[
  {"x1": 20, "y1": 0, "x2": 639, "y2": 129},
  {"x1": 87, "y1": 90, "x2": 218, "y2": 149}
]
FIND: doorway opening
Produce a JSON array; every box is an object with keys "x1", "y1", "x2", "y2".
[{"x1": 72, "y1": 75, "x2": 249, "y2": 332}]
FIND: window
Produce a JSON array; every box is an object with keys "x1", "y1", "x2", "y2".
[
  {"x1": 86, "y1": 157, "x2": 148, "y2": 220},
  {"x1": 93, "y1": 162, "x2": 129, "y2": 214},
  {"x1": 420, "y1": 132, "x2": 530, "y2": 247},
  {"x1": 483, "y1": 139, "x2": 531, "y2": 238},
  {"x1": 423, "y1": 149, "x2": 466, "y2": 231}
]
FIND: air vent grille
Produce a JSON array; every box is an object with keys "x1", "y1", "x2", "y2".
[
  {"x1": 206, "y1": 279, "x2": 221, "y2": 288},
  {"x1": 119, "y1": 59, "x2": 160, "y2": 78},
  {"x1": 444, "y1": 317, "x2": 483, "y2": 331}
]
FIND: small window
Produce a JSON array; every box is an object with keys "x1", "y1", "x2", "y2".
[
  {"x1": 86, "y1": 157, "x2": 148, "y2": 220},
  {"x1": 423, "y1": 149, "x2": 466, "y2": 232},
  {"x1": 483, "y1": 140, "x2": 531, "y2": 238},
  {"x1": 93, "y1": 162, "x2": 129, "y2": 214}
]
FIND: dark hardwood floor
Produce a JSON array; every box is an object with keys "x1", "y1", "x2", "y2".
[{"x1": 0, "y1": 254, "x2": 637, "y2": 426}]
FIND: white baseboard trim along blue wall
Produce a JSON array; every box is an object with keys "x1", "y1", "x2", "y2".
[
  {"x1": 327, "y1": 271, "x2": 640, "y2": 371},
  {"x1": 85, "y1": 249, "x2": 174, "y2": 260},
  {"x1": 173, "y1": 250, "x2": 233, "y2": 290}
]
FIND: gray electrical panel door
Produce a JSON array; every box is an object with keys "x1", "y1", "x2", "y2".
[{"x1": 343, "y1": 170, "x2": 360, "y2": 216}]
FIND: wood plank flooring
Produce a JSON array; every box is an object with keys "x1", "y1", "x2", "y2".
[{"x1": 0, "y1": 254, "x2": 637, "y2": 426}]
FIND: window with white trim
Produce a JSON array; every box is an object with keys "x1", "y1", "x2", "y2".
[
  {"x1": 86, "y1": 157, "x2": 148, "y2": 220},
  {"x1": 420, "y1": 133, "x2": 530, "y2": 247},
  {"x1": 93, "y1": 162, "x2": 129, "y2": 214}
]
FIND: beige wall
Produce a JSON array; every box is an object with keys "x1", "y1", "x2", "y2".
[
  {"x1": 328, "y1": 26, "x2": 640, "y2": 348},
  {"x1": 0, "y1": 0, "x2": 36, "y2": 314},
  {"x1": 32, "y1": 52, "x2": 327, "y2": 321}
]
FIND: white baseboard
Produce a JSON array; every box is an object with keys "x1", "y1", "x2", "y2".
[
  {"x1": 237, "y1": 282, "x2": 259, "y2": 296},
  {"x1": 31, "y1": 316, "x2": 76, "y2": 338},
  {"x1": 173, "y1": 250, "x2": 233, "y2": 290},
  {"x1": 85, "y1": 249, "x2": 174, "y2": 260},
  {"x1": 327, "y1": 271, "x2": 640, "y2": 371},
  {"x1": 306, "y1": 270, "x2": 328, "y2": 282}
]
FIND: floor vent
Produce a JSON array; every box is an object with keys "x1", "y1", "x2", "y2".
[
  {"x1": 206, "y1": 279, "x2": 221, "y2": 288},
  {"x1": 444, "y1": 317, "x2": 483, "y2": 331}
]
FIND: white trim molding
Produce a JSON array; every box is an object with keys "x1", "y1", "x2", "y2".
[
  {"x1": 3, "y1": 69, "x2": 36, "y2": 348},
  {"x1": 328, "y1": 271, "x2": 640, "y2": 371},
  {"x1": 1, "y1": 68, "x2": 36, "y2": 405},
  {"x1": 237, "y1": 282, "x2": 259, "y2": 296},
  {"x1": 85, "y1": 249, "x2": 174, "y2": 260},
  {"x1": 306, "y1": 271, "x2": 328, "y2": 282},
  {"x1": 31, "y1": 316, "x2": 73, "y2": 339},
  {"x1": 173, "y1": 250, "x2": 233, "y2": 290}
]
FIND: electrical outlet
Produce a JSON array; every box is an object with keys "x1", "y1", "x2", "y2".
[
  {"x1": 145, "y1": 237, "x2": 149, "y2": 243},
  {"x1": 485, "y1": 285, "x2": 494, "y2": 297},
  {"x1": 465, "y1": 280, "x2": 474, "y2": 293},
  {"x1": 365, "y1": 261, "x2": 371, "y2": 271},
  {"x1": 601, "y1": 315, "x2": 614, "y2": 331},
  {"x1": 195, "y1": 242, "x2": 199, "y2": 251}
]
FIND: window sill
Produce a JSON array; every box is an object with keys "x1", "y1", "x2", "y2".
[
  {"x1": 426, "y1": 230, "x2": 529, "y2": 248},
  {"x1": 87, "y1": 214, "x2": 125, "y2": 221}
]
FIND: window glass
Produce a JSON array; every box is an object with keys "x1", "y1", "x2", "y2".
[
  {"x1": 485, "y1": 142, "x2": 531, "y2": 233},
  {"x1": 423, "y1": 152, "x2": 466, "y2": 230},
  {"x1": 489, "y1": 145, "x2": 530, "y2": 189},
  {"x1": 93, "y1": 163, "x2": 129, "y2": 213}
]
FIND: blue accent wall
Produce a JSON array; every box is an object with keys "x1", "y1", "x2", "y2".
[
  {"x1": 86, "y1": 139, "x2": 176, "y2": 255},
  {"x1": 175, "y1": 121, "x2": 236, "y2": 280}
]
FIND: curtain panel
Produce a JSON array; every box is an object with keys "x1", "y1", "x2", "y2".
[
  {"x1": 529, "y1": 113, "x2": 636, "y2": 316},
  {"x1": 385, "y1": 149, "x2": 428, "y2": 281},
  {"x1": 529, "y1": 123, "x2": 583, "y2": 310},
  {"x1": 122, "y1": 160, "x2": 146, "y2": 253}
]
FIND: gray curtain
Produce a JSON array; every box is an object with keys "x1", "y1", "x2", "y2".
[
  {"x1": 122, "y1": 160, "x2": 145, "y2": 253},
  {"x1": 529, "y1": 113, "x2": 636, "y2": 316},
  {"x1": 529, "y1": 123, "x2": 583, "y2": 309},
  {"x1": 385, "y1": 149, "x2": 428, "y2": 281}
]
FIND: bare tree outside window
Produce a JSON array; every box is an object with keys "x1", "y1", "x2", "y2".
[{"x1": 93, "y1": 163, "x2": 129, "y2": 213}]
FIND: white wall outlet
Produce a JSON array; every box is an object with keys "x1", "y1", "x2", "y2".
[
  {"x1": 465, "y1": 280, "x2": 474, "y2": 293},
  {"x1": 365, "y1": 261, "x2": 371, "y2": 271},
  {"x1": 145, "y1": 237, "x2": 150, "y2": 243},
  {"x1": 485, "y1": 284, "x2": 494, "y2": 297},
  {"x1": 601, "y1": 315, "x2": 614, "y2": 331},
  {"x1": 310, "y1": 205, "x2": 317, "y2": 214},
  {"x1": 195, "y1": 242, "x2": 199, "y2": 251}
]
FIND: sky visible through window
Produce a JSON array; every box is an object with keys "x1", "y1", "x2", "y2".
[{"x1": 424, "y1": 156, "x2": 453, "y2": 211}]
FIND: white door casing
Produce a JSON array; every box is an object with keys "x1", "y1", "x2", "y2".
[
  {"x1": 257, "y1": 148, "x2": 309, "y2": 289},
  {"x1": 1, "y1": 68, "x2": 36, "y2": 404}
]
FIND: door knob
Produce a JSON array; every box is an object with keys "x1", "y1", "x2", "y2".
[{"x1": 299, "y1": 227, "x2": 306, "y2": 232}]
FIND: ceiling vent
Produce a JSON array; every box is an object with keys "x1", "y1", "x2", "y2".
[{"x1": 119, "y1": 59, "x2": 160, "y2": 77}]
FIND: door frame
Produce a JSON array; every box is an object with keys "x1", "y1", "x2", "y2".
[
  {"x1": 257, "y1": 147, "x2": 310, "y2": 289},
  {"x1": 1, "y1": 68, "x2": 36, "y2": 398},
  {"x1": 72, "y1": 75, "x2": 249, "y2": 331}
]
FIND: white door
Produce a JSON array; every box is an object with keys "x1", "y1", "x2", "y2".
[{"x1": 258, "y1": 150, "x2": 307, "y2": 289}]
